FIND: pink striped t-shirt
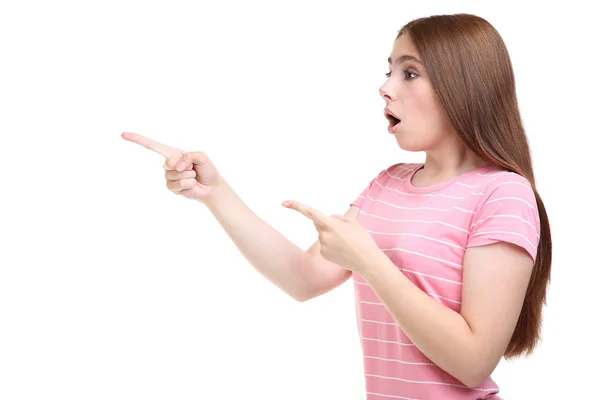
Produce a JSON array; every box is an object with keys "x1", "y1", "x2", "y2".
[{"x1": 350, "y1": 162, "x2": 540, "y2": 400}]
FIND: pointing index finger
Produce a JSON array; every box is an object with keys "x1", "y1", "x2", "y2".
[
  {"x1": 121, "y1": 132, "x2": 180, "y2": 158},
  {"x1": 283, "y1": 200, "x2": 329, "y2": 227}
]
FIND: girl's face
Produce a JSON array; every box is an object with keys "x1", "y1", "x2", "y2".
[{"x1": 379, "y1": 33, "x2": 456, "y2": 152}]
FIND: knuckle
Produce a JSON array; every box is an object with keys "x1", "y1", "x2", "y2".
[
  {"x1": 165, "y1": 170, "x2": 195, "y2": 181},
  {"x1": 167, "y1": 156, "x2": 180, "y2": 169},
  {"x1": 181, "y1": 178, "x2": 195, "y2": 189},
  {"x1": 318, "y1": 231, "x2": 327, "y2": 241}
]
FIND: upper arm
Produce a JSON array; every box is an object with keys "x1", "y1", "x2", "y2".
[
  {"x1": 460, "y1": 175, "x2": 540, "y2": 374},
  {"x1": 304, "y1": 205, "x2": 360, "y2": 298},
  {"x1": 301, "y1": 164, "x2": 384, "y2": 300},
  {"x1": 460, "y1": 242, "x2": 533, "y2": 371}
]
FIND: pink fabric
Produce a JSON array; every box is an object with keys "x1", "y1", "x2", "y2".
[{"x1": 351, "y1": 163, "x2": 540, "y2": 400}]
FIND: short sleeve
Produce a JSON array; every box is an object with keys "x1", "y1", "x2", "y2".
[
  {"x1": 350, "y1": 180, "x2": 373, "y2": 209},
  {"x1": 350, "y1": 168, "x2": 389, "y2": 209},
  {"x1": 466, "y1": 174, "x2": 541, "y2": 261}
]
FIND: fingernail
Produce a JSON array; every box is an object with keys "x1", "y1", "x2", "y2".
[
  {"x1": 282, "y1": 201, "x2": 290, "y2": 207},
  {"x1": 176, "y1": 161, "x2": 186, "y2": 171}
]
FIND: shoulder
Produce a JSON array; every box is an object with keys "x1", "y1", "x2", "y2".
[
  {"x1": 475, "y1": 169, "x2": 538, "y2": 213},
  {"x1": 467, "y1": 169, "x2": 540, "y2": 260},
  {"x1": 372, "y1": 162, "x2": 421, "y2": 183},
  {"x1": 351, "y1": 162, "x2": 415, "y2": 208}
]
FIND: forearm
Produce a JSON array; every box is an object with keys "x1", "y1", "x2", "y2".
[
  {"x1": 362, "y1": 254, "x2": 485, "y2": 387},
  {"x1": 202, "y1": 178, "x2": 317, "y2": 301}
]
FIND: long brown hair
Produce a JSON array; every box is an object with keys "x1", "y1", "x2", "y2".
[{"x1": 399, "y1": 14, "x2": 552, "y2": 358}]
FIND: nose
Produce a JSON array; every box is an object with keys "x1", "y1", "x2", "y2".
[{"x1": 379, "y1": 81, "x2": 393, "y2": 101}]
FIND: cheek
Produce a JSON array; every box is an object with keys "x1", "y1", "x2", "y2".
[
  {"x1": 395, "y1": 87, "x2": 447, "y2": 150},
  {"x1": 412, "y1": 85, "x2": 440, "y2": 116},
  {"x1": 411, "y1": 86, "x2": 448, "y2": 134}
]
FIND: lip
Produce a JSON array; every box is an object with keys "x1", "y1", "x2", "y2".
[
  {"x1": 384, "y1": 108, "x2": 400, "y2": 120},
  {"x1": 384, "y1": 108, "x2": 401, "y2": 133}
]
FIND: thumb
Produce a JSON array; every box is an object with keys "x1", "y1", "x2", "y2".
[
  {"x1": 331, "y1": 214, "x2": 351, "y2": 222},
  {"x1": 332, "y1": 214, "x2": 360, "y2": 226},
  {"x1": 176, "y1": 151, "x2": 210, "y2": 171}
]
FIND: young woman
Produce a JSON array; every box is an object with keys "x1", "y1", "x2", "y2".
[{"x1": 122, "y1": 13, "x2": 551, "y2": 400}]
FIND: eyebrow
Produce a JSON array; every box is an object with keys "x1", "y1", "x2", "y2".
[{"x1": 387, "y1": 55, "x2": 423, "y2": 65}]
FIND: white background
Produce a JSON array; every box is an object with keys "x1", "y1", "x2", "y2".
[{"x1": 1, "y1": 1, "x2": 598, "y2": 399}]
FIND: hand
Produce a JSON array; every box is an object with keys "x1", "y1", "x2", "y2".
[
  {"x1": 282, "y1": 200, "x2": 383, "y2": 274},
  {"x1": 121, "y1": 132, "x2": 222, "y2": 202}
]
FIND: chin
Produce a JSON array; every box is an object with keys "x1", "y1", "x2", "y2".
[{"x1": 394, "y1": 135, "x2": 428, "y2": 152}]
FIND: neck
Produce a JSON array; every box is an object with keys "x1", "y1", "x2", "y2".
[{"x1": 419, "y1": 138, "x2": 489, "y2": 181}]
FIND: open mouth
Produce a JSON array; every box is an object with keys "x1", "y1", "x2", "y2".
[{"x1": 385, "y1": 109, "x2": 401, "y2": 128}]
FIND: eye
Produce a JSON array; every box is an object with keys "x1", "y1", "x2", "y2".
[
  {"x1": 385, "y1": 70, "x2": 418, "y2": 80},
  {"x1": 404, "y1": 70, "x2": 418, "y2": 80}
]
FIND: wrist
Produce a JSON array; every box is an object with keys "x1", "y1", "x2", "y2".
[
  {"x1": 201, "y1": 176, "x2": 234, "y2": 209},
  {"x1": 361, "y1": 251, "x2": 394, "y2": 282}
]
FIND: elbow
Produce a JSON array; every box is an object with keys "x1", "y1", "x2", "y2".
[
  {"x1": 290, "y1": 286, "x2": 318, "y2": 302},
  {"x1": 293, "y1": 289, "x2": 318, "y2": 302},
  {"x1": 459, "y1": 374, "x2": 487, "y2": 389},
  {"x1": 456, "y1": 358, "x2": 495, "y2": 388},
  {"x1": 291, "y1": 279, "x2": 328, "y2": 302},
  {"x1": 293, "y1": 293, "x2": 312, "y2": 302}
]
